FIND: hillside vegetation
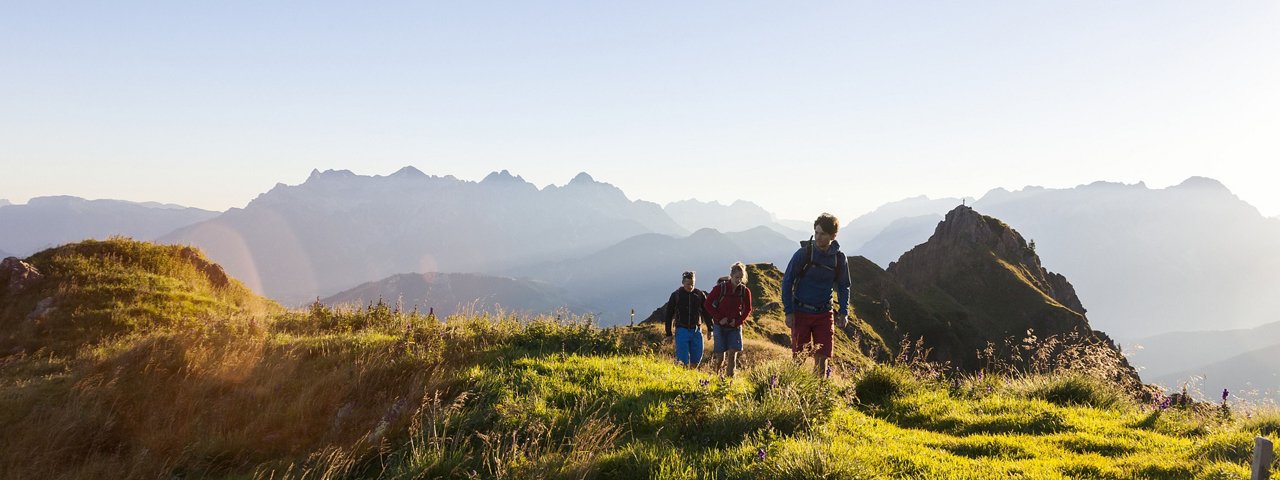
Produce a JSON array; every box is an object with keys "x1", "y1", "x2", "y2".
[{"x1": 1, "y1": 239, "x2": 1277, "y2": 479}]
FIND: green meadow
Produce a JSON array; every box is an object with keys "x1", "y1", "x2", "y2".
[{"x1": 1, "y1": 239, "x2": 1277, "y2": 479}]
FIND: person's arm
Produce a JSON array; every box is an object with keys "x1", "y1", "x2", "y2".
[
  {"x1": 665, "y1": 291, "x2": 677, "y2": 336},
  {"x1": 738, "y1": 287, "x2": 753, "y2": 327},
  {"x1": 836, "y1": 253, "x2": 851, "y2": 326},
  {"x1": 703, "y1": 283, "x2": 720, "y2": 320},
  {"x1": 780, "y1": 249, "x2": 803, "y2": 315},
  {"x1": 699, "y1": 292, "x2": 714, "y2": 332}
]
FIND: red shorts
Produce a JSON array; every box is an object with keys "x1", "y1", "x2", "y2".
[{"x1": 791, "y1": 311, "x2": 834, "y2": 358}]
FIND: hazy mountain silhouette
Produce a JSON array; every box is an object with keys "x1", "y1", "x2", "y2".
[
  {"x1": 1126, "y1": 320, "x2": 1280, "y2": 381},
  {"x1": 851, "y1": 178, "x2": 1280, "y2": 338},
  {"x1": 842, "y1": 195, "x2": 970, "y2": 252},
  {"x1": 515, "y1": 226, "x2": 796, "y2": 324},
  {"x1": 1150, "y1": 343, "x2": 1280, "y2": 399},
  {"x1": 854, "y1": 214, "x2": 942, "y2": 267},
  {"x1": 0, "y1": 196, "x2": 219, "y2": 257},
  {"x1": 664, "y1": 199, "x2": 806, "y2": 238},
  {"x1": 320, "y1": 272, "x2": 582, "y2": 317},
  {"x1": 160, "y1": 168, "x2": 688, "y2": 306}
]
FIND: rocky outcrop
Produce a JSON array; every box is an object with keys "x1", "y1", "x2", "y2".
[
  {"x1": 178, "y1": 247, "x2": 230, "y2": 289},
  {"x1": 1, "y1": 257, "x2": 42, "y2": 293},
  {"x1": 889, "y1": 206, "x2": 1083, "y2": 314},
  {"x1": 869, "y1": 206, "x2": 1140, "y2": 388}
]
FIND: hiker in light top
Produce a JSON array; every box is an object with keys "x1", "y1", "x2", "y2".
[
  {"x1": 781, "y1": 213, "x2": 851, "y2": 377},
  {"x1": 704, "y1": 262, "x2": 753, "y2": 378},
  {"x1": 665, "y1": 271, "x2": 713, "y2": 368}
]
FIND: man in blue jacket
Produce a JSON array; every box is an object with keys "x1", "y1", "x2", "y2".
[{"x1": 781, "y1": 213, "x2": 851, "y2": 377}]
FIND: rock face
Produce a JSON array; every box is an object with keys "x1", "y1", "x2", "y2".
[
  {"x1": 889, "y1": 206, "x2": 1085, "y2": 315},
  {"x1": 861, "y1": 206, "x2": 1139, "y2": 387},
  {"x1": 0, "y1": 257, "x2": 43, "y2": 293},
  {"x1": 177, "y1": 246, "x2": 230, "y2": 289}
]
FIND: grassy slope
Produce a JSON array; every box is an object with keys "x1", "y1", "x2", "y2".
[
  {"x1": 1, "y1": 240, "x2": 1277, "y2": 479},
  {"x1": 1, "y1": 237, "x2": 280, "y2": 354}
]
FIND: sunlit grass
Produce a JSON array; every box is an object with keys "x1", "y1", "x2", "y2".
[{"x1": 0, "y1": 239, "x2": 1277, "y2": 479}]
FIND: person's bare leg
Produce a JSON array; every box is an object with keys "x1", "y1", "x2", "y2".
[
  {"x1": 814, "y1": 354, "x2": 829, "y2": 378},
  {"x1": 726, "y1": 351, "x2": 738, "y2": 378}
]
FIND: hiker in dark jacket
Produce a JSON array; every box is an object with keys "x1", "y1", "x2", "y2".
[
  {"x1": 665, "y1": 270, "x2": 713, "y2": 367},
  {"x1": 781, "y1": 213, "x2": 851, "y2": 377},
  {"x1": 704, "y1": 262, "x2": 753, "y2": 378}
]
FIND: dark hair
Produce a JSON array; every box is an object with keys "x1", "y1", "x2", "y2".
[
  {"x1": 814, "y1": 213, "x2": 840, "y2": 235},
  {"x1": 682, "y1": 271, "x2": 695, "y2": 280}
]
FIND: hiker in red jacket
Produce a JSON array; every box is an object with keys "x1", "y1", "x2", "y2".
[{"x1": 704, "y1": 262, "x2": 752, "y2": 377}]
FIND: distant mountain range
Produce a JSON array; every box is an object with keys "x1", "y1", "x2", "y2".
[
  {"x1": 14, "y1": 169, "x2": 1278, "y2": 343},
  {"x1": 1125, "y1": 320, "x2": 1280, "y2": 393},
  {"x1": 1151, "y1": 344, "x2": 1280, "y2": 399},
  {"x1": 1145, "y1": 340, "x2": 1280, "y2": 401},
  {"x1": 320, "y1": 272, "x2": 583, "y2": 317},
  {"x1": 663, "y1": 199, "x2": 806, "y2": 238},
  {"x1": 0, "y1": 196, "x2": 219, "y2": 257},
  {"x1": 160, "y1": 168, "x2": 690, "y2": 305},
  {"x1": 850, "y1": 178, "x2": 1280, "y2": 338}
]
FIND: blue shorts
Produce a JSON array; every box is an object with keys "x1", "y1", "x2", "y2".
[
  {"x1": 674, "y1": 327, "x2": 704, "y2": 366},
  {"x1": 712, "y1": 324, "x2": 743, "y2": 354}
]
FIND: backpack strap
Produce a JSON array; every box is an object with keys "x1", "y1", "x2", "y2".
[{"x1": 789, "y1": 238, "x2": 815, "y2": 305}]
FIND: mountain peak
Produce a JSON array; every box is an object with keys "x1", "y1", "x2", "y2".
[
  {"x1": 390, "y1": 166, "x2": 426, "y2": 178},
  {"x1": 481, "y1": 170, "x2": 527, "y2": 184},
  {"x1": 877, "y1": 208, "x2": 1134, "y2": 379},
  {"x1": 306, "y1": 169, "x2": 356, "y2": 182},
  {"x1": 568, "y1": 172, "x2": 598, "y2": 185},
  {"x1": 930, "y1": 205, "x2": 1020, "y2": 250},
  {"x1": 1173, "y1": 176, "x2": 1229, "y2": 192},
  {"x1": 890, "y1": 206, "x2": 1085, "y2": 315}
]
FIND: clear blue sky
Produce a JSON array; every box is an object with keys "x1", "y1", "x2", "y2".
[{"x1": 3, "y1": 1, "x2": 1278, "y2": 221}]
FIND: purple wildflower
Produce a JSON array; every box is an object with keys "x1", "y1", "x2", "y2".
[
  {"x1": 1222, "y1": 388, "x2": 1229, "y2": 403},
  {"x1": 1158, "y1": 396, "x2": 1171, "y2": 410},
  {"x1": 825, "y1": 364, "x2": 833, "y2": 378},
  {"x1": 757, "y1": 447, "x2": 767, "y2": 461},
  {"x1": 769, "y1": 375, "x2": 779, "y2": 389},
  {"x1": 699, "y1": 379, "x2": 710, "y2": 388}
]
